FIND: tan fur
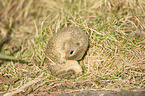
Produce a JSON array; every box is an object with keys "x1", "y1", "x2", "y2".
[{"x1": 45, "y1": 26, "x2": 88, "y2": 78}]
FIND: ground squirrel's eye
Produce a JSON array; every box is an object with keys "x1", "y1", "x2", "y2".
[
  {"x1": 70, "y1": 50, "x2": 75, "y2": 55},
  {"x1": 76, "y1": 42, "x2": 80, "y2": 46}
]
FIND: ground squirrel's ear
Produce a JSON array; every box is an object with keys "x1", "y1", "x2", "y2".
[{"x1": 76, "y1": 42, "x2": 80, "y2": 46}]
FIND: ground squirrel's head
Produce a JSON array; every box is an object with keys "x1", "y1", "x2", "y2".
[
  {"x1": 63, "y1": 38, "x2": 88, "y2": 60},
  {"x1": 60, "y1": 26, "x2": 88, "y2": 61}
]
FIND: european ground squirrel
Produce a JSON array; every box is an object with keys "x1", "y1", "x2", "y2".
[{"x1": 45, "y1": 26, "x2": 88, "y2": 78}]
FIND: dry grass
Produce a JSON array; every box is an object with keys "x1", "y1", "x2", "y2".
[{"x1": 0, "y1": 0, "x2": 145, "y2": 95}]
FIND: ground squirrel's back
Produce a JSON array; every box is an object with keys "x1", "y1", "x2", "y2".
[{"x1": 45, "y1": 26, "x2": 88, "y2": 78}]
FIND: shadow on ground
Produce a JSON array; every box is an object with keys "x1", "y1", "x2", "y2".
[{"x1": 48, "y1": 89, "x2": 145, "y2": 96}]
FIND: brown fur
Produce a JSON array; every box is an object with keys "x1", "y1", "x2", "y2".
[{"x1": 45, "y1": 26, "x2": 88, "y2": 78}]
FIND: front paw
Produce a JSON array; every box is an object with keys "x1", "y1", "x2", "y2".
[{"x1": 59, "y1": 58, "x2": 66, "y2": 64}]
